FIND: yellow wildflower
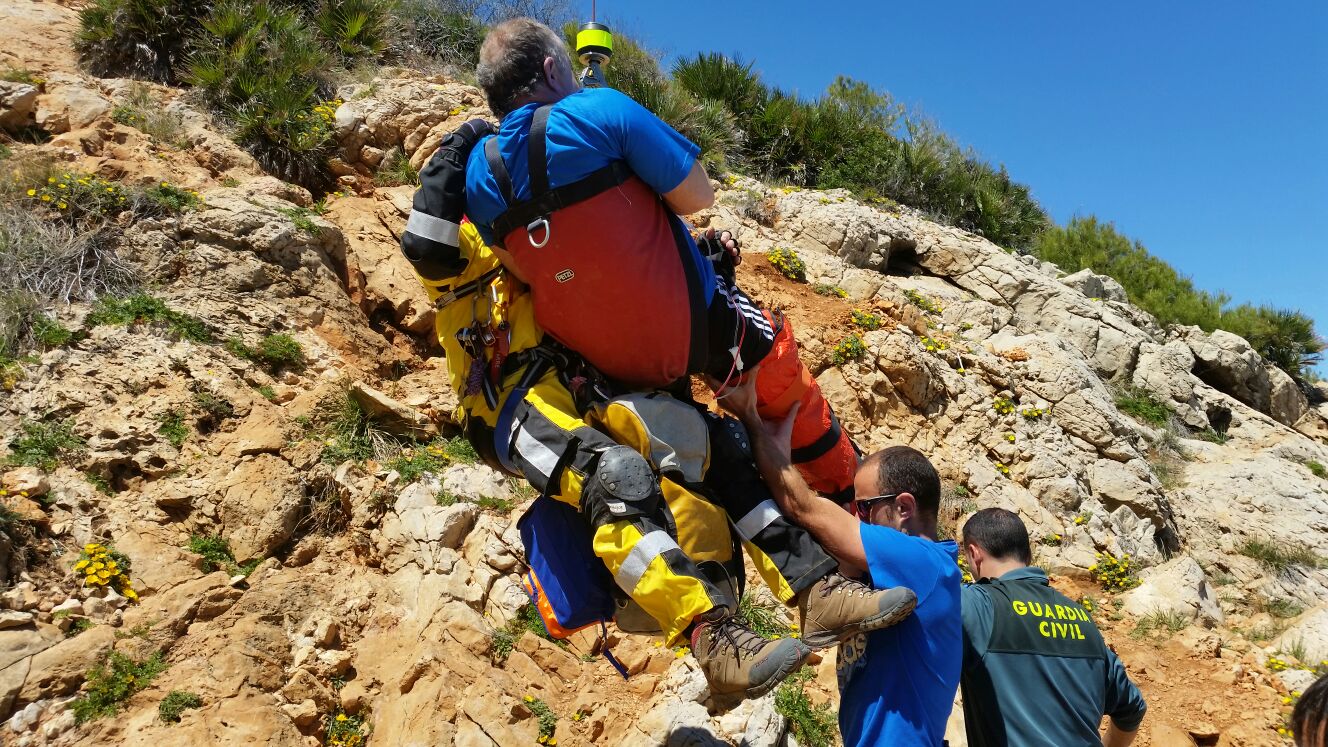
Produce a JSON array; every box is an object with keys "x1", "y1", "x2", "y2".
[
  {"x1": 40, "y1": 194, "x2": 51, "y2": 202},
  {"x1": 25, "y1": 189, "x2": 35, "y2": 196},
  {"x1": 47, "y1": 177, "x2": 55, "y2": 183},
  {"x1": 523, "y1": 695, "x2": 534, "y2": 703},
  {"x1": 57, "y1": 202, "x2": 67, "y2": 209},
  {"x1": 336, "y1": 713, "x2": 348, "y2": 721}
]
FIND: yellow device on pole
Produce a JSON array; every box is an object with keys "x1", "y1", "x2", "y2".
[{"x1": 576, "y1": 21, "x2": 613, "y2": 88}]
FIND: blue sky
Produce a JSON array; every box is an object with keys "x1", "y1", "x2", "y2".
[{"x1": 582, "y1": 1, "x2": 1327, "y2": 370}]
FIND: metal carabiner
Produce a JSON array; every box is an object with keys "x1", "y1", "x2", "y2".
[{"x1": 527, "y1": 217, "x2": 551, "y2": 249}]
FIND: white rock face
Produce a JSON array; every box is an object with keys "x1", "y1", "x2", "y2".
[
  {"x1": 1273, "y1": 605, "x2": 1328, "y2": 665},
  {"x1": 1120, "y1": 556, "x2": 1223, "y2": 626}
]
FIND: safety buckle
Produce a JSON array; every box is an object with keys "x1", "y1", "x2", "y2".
[
  {"x1": 434, "y1": 289, "x2": 460, "y2": 309},
  {"x1": 527, "y1": 217, "x2": 551, "y2": 248}
]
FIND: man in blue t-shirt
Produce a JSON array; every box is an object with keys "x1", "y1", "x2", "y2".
[{"x1": 719, "y1": 374, "x2": 962, "y2": 747}]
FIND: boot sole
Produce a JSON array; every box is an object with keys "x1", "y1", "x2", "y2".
[
  {"x1": 709, "y1": 642, "x2": 812, "y2": 708},
  {"x1": 800, "y1": 594, "x2": 919, "y2": 651}
]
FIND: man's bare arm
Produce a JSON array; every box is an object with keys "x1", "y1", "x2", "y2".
[
  {"x1": 663, "y1": 161, "x2": 714, "y2": 215},
  {"x1": 1103, "y1": 724, "x2": 1138, "y2": 747},
  {"x1": 718, "y1": 374, "x2": 868, "y2": 575}
]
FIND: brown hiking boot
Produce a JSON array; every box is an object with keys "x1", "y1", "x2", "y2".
[
  {"x1": 796, "y1": 572, "x2": 917, "y2": 650},
  {"x1": 691, "y1": 615, "x2": 811, "y2": 699}
]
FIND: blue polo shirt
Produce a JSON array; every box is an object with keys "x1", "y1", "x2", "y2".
[
  {"x1": 837, "y1": 524, "x2": 962, "y2": 746},
  {"x1": 465, "y1": 87, "x2": 717, "y2": 302}
]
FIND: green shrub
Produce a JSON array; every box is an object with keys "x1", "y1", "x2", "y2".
[
  {"x1": 29, "y1": 314, "x2": 74, "y2": 348},
  {"x1": 187, "y1": 533, "x2": 234, "y2": 573},
  {"x1": 1131, "y1": 609, "x2": 1188, "y2": 640},
  {"x1": 490, "y1": 603, "x2": 554, "y2": 662},
  {"x1": 226, "y1": 333, "x2": 306, "y2": 372},
  {"x1": 192, "y1": 387, "x2": 234, "y2": 432},
  {"x1": 831, "y1": 334, "x2": 867, "y2": 365},
  {"x1": 75, "y1": 0, "x2": 211, "y2": 83},
  {"x1": 850, "y1": 309, "x2": 882, "y2": 330},
  {"x1": 312, "y1": 0, "x2": 393, "y2": 61},
  {"x1": 71, "y1": 651, "x2": 167, "y2": 723},
  {"x1": 138, "y1": 183, "x2": 203, "y2": 216},
  {"x1": 1307, "y1": 460, "x2": 1327, "y2": 479},
  {"x1": 1, "y1": 67, "x2": 42, "y2": 85},
  {"x1": 0, "y1": 143, "x2": 11, "y2": 160},
  {"x1": 774, "y1": 667, "x2": 837, "y2": 747},
  {"x1": 766, "y1": 247, "x2": 807, "y2": 282},
  {"x1": 1114, "y1": 385, "x2": 1171, "y2": 427},
  {"x1": 7, "y1": 419, "x2": 85, "y2": 470},
  {"x1": 812, "y1": 283, "x2": 846, "y2": 298},
  {"x1": 157, "y1": 409, "x2": 190, "y2": 448},
  {"x1": 277, "y1": 205, "x2": 321, "y2": 234},
  {"x1": 257, "y1": 385, "x2": 277, "y2": 401},
  {"x1": 903, "y1": 289, "x2": 942, "y2": 315},
  {"x1": 395, "y1": 0, "x2": 484, "y2": 69},
  {"x1": 158, "y1": 690, "x2": 202, "y2": 723},
  {"x1": 188, "y1": 1, "x2": 336, "y2": 190},
  {"x1": 1194, "y1": 428, "x2": 1229, "y2": 445},
  {"x1": 1238, "y1": 537, "x2": 1323, "y2": 573},
  {"x1": 1033, "y1": 217, "x2": 1323, "y2": 378},
  {"x1": 736, "y1": 592, "x2": 796, "y2": 640},
  {"x1": 1089, "y1": 551, "x2": 1140, "y2": 593},
  {"x1": 88, "y1": 294, "x2": 210, "y2": 342},
  {"x1": 325, "y1": 708, "x2": 368, "y2": 746},
  {"x1": 110, "y1": 83, "x2": 187, "y2": 147},
  {"x1": 374, "y1": 149, "x2": 419, "y2": 186}
]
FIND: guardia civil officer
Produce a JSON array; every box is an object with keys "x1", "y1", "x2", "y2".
[{"x1": 960, "y1": 508, "x2": 1146, "y2": 746}]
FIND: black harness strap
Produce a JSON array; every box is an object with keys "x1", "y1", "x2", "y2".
[
  {"x1": 528, "y1": 105, "x2": 552, "y2": 198},
  {"x1": 491, "y1": 162, "x2": 632, "y2": 240},
  {"x1": 790, "y1": 410, "x2": 845, "y2": 464},
  {"x1": 433, "y1": 266, "x2": 504, "y2": 309},
  {"x1": 484, "y1": 137, "x2": 515, "y2": 206}
]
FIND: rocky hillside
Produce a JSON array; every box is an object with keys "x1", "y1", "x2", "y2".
[{"x1": 2, "y1": 1, "x2": 1327, "y2": 745}]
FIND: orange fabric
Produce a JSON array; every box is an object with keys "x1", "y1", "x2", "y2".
[
  {"x1": 522, "y1": 570, "x2": 595, "y2": 639},
  {"x1": 753, "y1": 314, "x2": 858, "y2": 494},
  {"x1": 501, "y1": 176, "x2": 695, "y2": 388}
]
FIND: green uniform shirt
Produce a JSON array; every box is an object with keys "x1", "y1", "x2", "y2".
[{"x1": 960, "y1": 567, "x2": 1146, "y2": 746}]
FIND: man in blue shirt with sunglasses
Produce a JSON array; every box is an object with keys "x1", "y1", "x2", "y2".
[{"x1": 719, "y1": 373, "x2": 962, "y2": 747}]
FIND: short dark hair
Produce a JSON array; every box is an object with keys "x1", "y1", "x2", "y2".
[
  {"x1": 1293, "y1": 672, "x2": 1328, "y2": 747},
  {"x1": 961, "y1": 508, "x2": 1033, "y2": 565},
  {"x1": 864, "y1": 446, "x2": 941, "y2": 516},
  {"x1": 476, "y1": 18, "x2": 569, "y2": 118}
]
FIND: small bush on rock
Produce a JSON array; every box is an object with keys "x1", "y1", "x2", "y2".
[
  {"x1": 313, "y1": 0, "x2": 394, "y2": 62},
  {"x1": 1114, "y1": 385, "x2": 1171, "y2": 427},
  {"x1": 111, "y1": 83, "x2": 188, "y2": 147},
  {"x1": 72, "y1": 651, "x2": 166, "y2": 723},
  {"x1": 830, "y1": 334, "x2": 866, "y2": 365},
  {"x1": 774, "y1": 666, "x2": 837, "y2": 747},
  {"x1": 75, "y1": 0, "x2": 211, "y2": 83},
  {"x1": 88, "y1": 294, "x2": 211, "y2": 342},
  {"x1": 394, "y1": 0, "x2": 485, "y2": 69},
  {"x1": 1306, "y1": 460, "x2": 1326, "y2": 479},
  {"x1": 7, "y1": 418, "x2": 84, "y2": 471},
  {"x1": 1089, "y1": 551, "x2": 1140, "y2": 593},
  {"x1": 1238, "y1": 537, "x2": 1324, "y2": 573},
  {"x1": 226, "y1": 333, "x2": 307, "y2": 372},
  {"x1": 374, "y1": 149, "x2": 419, "y2": 187},
  {"x1": 158, "y1": 690, "x2": 202, "y2": 723},
  {"x1": 138, "y1": 182, "x2": 204, "y2": 216},
  {"x1": 188, "y1": 0, "x2": 336, "y2": 190},
  {"x1": 850, "y1": 309, "x2": 882, "y2": 330},
  {"x1": 766, "y1": 247, "x2": 806, "y2": 282},
  {"x1": 74, "y1": 542, "x2": 138, "y2": 601}
]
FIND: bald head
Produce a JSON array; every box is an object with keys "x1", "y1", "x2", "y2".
[{"x1": 477, "y1": 18, "x2": 574, "y2": 118}]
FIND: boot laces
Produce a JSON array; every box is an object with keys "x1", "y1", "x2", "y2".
[
  {"x1": 708, "y1": 618, "x2": 769, "y2": 663},
  {"x1": 822, "y1": 572, "x2": 872, "y2": 598}
]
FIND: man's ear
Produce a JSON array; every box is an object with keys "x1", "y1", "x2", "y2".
[
  {"x1": 895, "y1": 491, "x2": 917, "y2": 520},
  {"x1": 542, "y1": 56, "x2": 558, "y2": 86}
]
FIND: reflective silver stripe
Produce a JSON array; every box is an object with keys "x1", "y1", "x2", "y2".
[
  {"x1": 734, "y1": 499, "x2": 781, "y2": 540},
  {"x1": 513, "y1": 424, "x2": 559, "y2": 481},
  {"x1": 405, "y1": 210, "x2": 460, "y2": 246},
  {"x1": 614, "y1": 530, "x2": 679, "y2": 593}
]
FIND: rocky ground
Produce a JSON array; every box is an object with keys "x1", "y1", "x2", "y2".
[{"x1": 2, "y1": 0, "x2": 1327, "y2": 745}]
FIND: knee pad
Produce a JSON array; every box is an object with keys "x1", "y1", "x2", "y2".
[{"x1": 583, "y1": 446, "x2": 660, "y2": 527}]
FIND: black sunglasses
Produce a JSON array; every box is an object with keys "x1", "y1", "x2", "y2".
[{"x1": 853, "y1": 493, "x2": 898, "y2": 519}]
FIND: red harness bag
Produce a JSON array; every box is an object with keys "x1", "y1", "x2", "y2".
[{"x1": 484, "y1": 106, "x2": 708, "y2": 389}]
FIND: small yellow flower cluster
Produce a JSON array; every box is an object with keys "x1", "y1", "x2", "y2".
[
  {"x1": 903, "y1": 289, "x2": 942, "y2": 315},
  {"x1": 449, "y1": 106, "x2": 464, "y2": 116},
  {"x1": 993, "y1": 398, "x2": 1015, "y2": 415},
  {"x1": 1005, "y1": 433, "x2": 1016, "y2": 443},
  {"x1": 957, "y1": 552, "x2": 974, "y2": 584},
  {"x1": 831, "y1": 335, "x2": 867, "y2": 366},
  {"x1": 1080, "y1": 596, "x2": 1095, "y2": 613},
  {"x1": 1267, "y1": 655, "x2": 1288, "y2": 672},
  {"x1": 993, "y1": 461, "x2": 1011, "y2": 477},
  {"x1": 72, "y1": 543, "x2": 138, "y2": 601},
  {"x1": 1020, "y1": 406, "x2": 1047, "y2": 419},
  {"x1": 850, "y1": 309, "x2": 882, "y2": 330},
  {"x1": 1041, "y1": 533, "x2": 1063, "y2": 547},
  {"x1": 1088, "y1": 551, "x2": 1140, "y2": 592},
  {"x1": 1, "y1": 359, "x2": 22, "y2": 391},
  {"x1": 325, "y1": 709, "x2": 366, "y2": 747},
  {"x1": 1073, "y1": 512, "x2": 1090, "y2": 526},
  {"x1": 765, "y1": 247, "x2": 807, "y2": 282},
  {"x1": 312, "y1": 98, "x2": 344, "y2": 125},
  {"x1": 919, "y1": 336, "x2": 948, "y2": 354},
  {"x1": 25, "y1": 171, "x2": 126, "y2": 216}
]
